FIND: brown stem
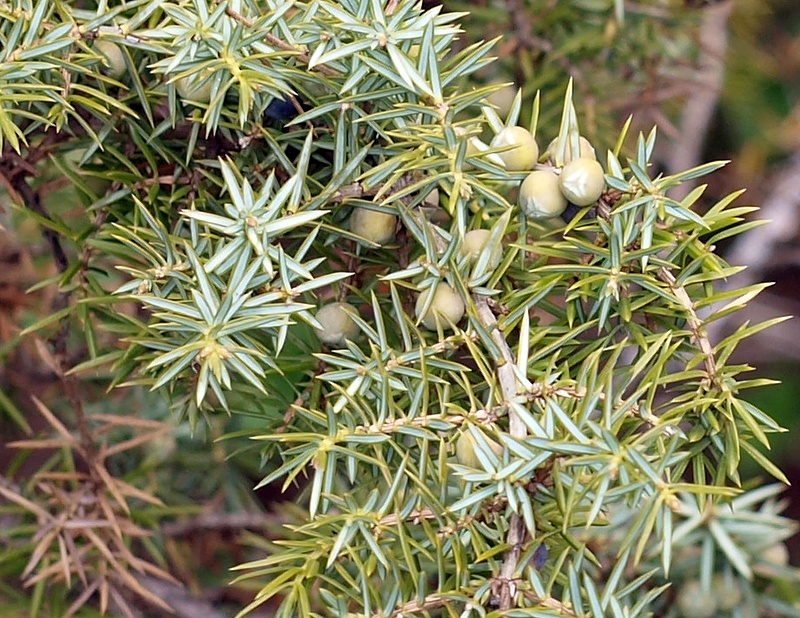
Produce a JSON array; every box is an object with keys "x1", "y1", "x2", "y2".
[
  {"x1": 520, "y1": 590, "x2": 577, "y2": 615},
  {"x1": 376, "y1": 507, "x2": 437, "y2": 529},
  {"x1": 329, "y1": 172, "x2": 425, "y2": 205},
  {"x1": 372, "y1": 594, "x2": 447, "y2": 618},
  {"x1": 473, "y1": 294, "x2": 526, "y2": 610},
  {"x1": 658, "y1": 266, "x2": 718, "y2": 386},
  {"x1": 473, "y1": 296, "x2": 524, "y2": 437}
]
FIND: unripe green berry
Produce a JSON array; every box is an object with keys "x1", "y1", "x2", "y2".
[
  {"x1": 490, "y1": 126, "x2": 539, "y2": 171},
  {"x1": 176, "y1": 71, "x2": 215, "y2": 104},
  {"x1": 419, "y1": 188, "x2": 450, "y2": 225},
  {"x1": 754, "y1": 542, "x2": 790, "y2": 578},
  {"x1": 424, "y1": 187, "x2": 439, "y2": 208},
  {"x1": 455, "y1": 430, "x2": 503, "y2": 469},
  {"x1": 314, "y1": 302, "x2": 359, "y2": 346},
  {"x1": 463, "y1": 136, "x2": 504, "y2": 170},
  {"x1": 455, "y1": 431, "x2": 479, "y2": 469},
  {"x1": 465, "y1": 136, "x2": 484, "y2": 159},
  {"x1": 93, "y1": 39, "x2": 126, "y2": 80},
  {"x1": 460, "y1": 229, "x2": 501, "y2": 268},
  {"x1": 676, "y1": 580, "x2": 717, "y2": 618},
  {"x1": 544, "y1": 135, "x2": 596, "y2": 165},
  {"x1": 558, "y1": 158, "x2": 605, "y2": 207},
  {"x1": 415, "y1": 283, "x2": 465, "y2": 330},
  {"x1": 65, "y1": 148, "x2": 112, "y2": 195},
  {"x1": 349, "y1": 207, "x2": 396, "y2": 246},
  {"x1": 518, "y1": 170, "x2": 567, "y2": 219},
  {"x1": 761, "y1": 542, "x2": 789, "y2": 566},
  {"x1": 712, "y1": 574, "x2": 742, "y2": 611},
  {"x1": 486, "y1": 81, "x2": 516, "y2": 118}
]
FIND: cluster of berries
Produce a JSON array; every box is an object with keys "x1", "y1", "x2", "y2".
[
  {"x1": 314, "y1": 124, "x2": 608, "y2": 343},
  {"x1": 487, "y1": 126, "x2": 605, "y2": 220}
]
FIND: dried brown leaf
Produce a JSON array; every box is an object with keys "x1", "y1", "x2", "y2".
[
  {"x1": 108, "y1": 584, "x2": 140, "y2": 618},
  {"x1": 113, "y1": 477, "x2": 165, "y2": 507},
  {"x1": 31, "y1": 471, "x2": 88, "y2": 483},
  {"x1": 8, "y1": 438, "x2": 79, "y2": 450},
  {"x1": 101, "y1": 427, "x2": 172, "y2": 459},
  {"x1": 64, "y1": 531, "x2": 89, "y2": 587},
  {"x1": 81, "y1": 527, "x2": 120, "y2": 569},
  {"x1": 99, "y1": 562, "x2": 109, "y2": 614},
  {"x1": 23, "y1": 550, "x2": 83, "y2": 586},
  {"x1": 62, "y1": 518, "x2": 113, "y2": 530},
  {"x1": 129, "y1": 553, "x2": 183, "y2": 586},
  {"x1": 32, "y1": 337, "x2": 62, "y2": 376},
  {"x1": 83, "y1": 527, "x2": 172, "y2": 612},
  {"x1": 57, "y1": 532, "x2": 72, "y2": 587},
  {"x1": 92, "y1": 462, "x2": 129, "y2": 514},
  {"x1": 22, "y1": 529, "x2": 58, "y2": 580},
  {"x1": 110, "y1": 564, "x2": 175, "y2": 613},
  {"x1": 35, "y1": 513, "x2": 71, "y2": 545},
  {"x1": 97, "y1": 494, "x2": 124, "y2": 541},
  {"x1": 0, "y1": 484, "x2": 50, "y2": 519},
  {"x1": 105, "y1": 530, "x2": 139, "y2": 573},
  {"x1": 63, "y1": 578, "x2": 99, "y2": 618},
  {"x1": 91, "y1": 413, "x2": 171, "y2": 430},
  {"x1": 115, "y1": 517, "x2": 153, "y2": 538},
  {"x1": 30, "y1": 396, "x2": 78, "y2": 448}
]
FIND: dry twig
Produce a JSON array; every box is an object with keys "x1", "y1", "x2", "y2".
[{"x1": 473, "y1": 295, "x2": 526, "y2": 610}]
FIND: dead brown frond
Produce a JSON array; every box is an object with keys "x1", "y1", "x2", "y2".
[{"x1": 0, "y1": 397, "x2": 177, "y2": 615}]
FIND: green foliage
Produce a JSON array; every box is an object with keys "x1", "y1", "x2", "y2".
[{"x1": 0, "y1": 1, "x2": 797, "y2": 617}]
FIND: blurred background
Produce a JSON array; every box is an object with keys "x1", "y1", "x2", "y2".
[
  {"x1": 1, "y1": 0, "x2": 799, "y2": 613},
  {"x1": 675, "y1": 0, "x2": 800, "y2": 554}
]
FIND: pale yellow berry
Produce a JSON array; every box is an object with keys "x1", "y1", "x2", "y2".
[
  {"x1": 486, "y1": 81, "x2": 517, "y2": 118},
  {"x1": 349, "y1": 207, "x2": 396, "y2": 246},
  {"x1": 465, "y1": 136, "x2": 485, "y2": 159},
  {"x1": 176, "y1": 71, "x2": 215, "y2": 103},
  {"x1": 460, "y1": 229, "x2": 501, "y2": 268},
  {"x1": 455, "y1": 430, "x2": 503, "y2": 468},
  {"x1": 754, "y1": 542, "x2": 790, "y2": 578},
  {"x1": 462, "y1": 136, "x2": 485, "y2": 170},
  {"x1": 676, "y1": 580, "x2": 717, "y2": 618},
  {"x1": 712, "y1": 574, "x2": 742, "y2": 611},
  {"x1": 490, "y1": 126, "x2": 539, "y2": 171},
  {"x1": 544, "y1": 135, "x2": 596, "y2": 165},
  {"x1": 460, "y1": 133, "x2": 506, "y2": 170},
  {"x1": 558, "y1": 158, "x2": 605, "y2": 206},
  {"x1": 93, "y1": 39, "x2": 126, "y2": 80},
  {"x1": 65, "y1": 148, "x2": 111, "y2": 195},
  {"x1": 423, "y1": 187, "x2": 439, "y2": 208},
  {"x1": 314, "y1": 302, "x2": 359, "y2": 346},
  {"x1": 518, "y1": 170, "x2": 567, "y2": 219},
  {"x1": 761, "y1": 542, "x2": 789, "y2": 566},
  {"x1": 415, "y1": 283, "x2": 464, "y2": 330}
]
